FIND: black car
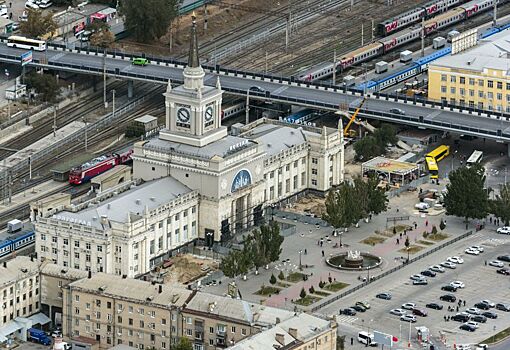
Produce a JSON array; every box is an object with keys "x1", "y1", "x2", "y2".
[
  {"x1": 452, "y1": 314, "x2": 470, "y2": 322},
  {"x1": 426, "y1": 303, "x2": 443, "y2": 310},
  {"x1": 340, "y1": 308, "x2": 357, "y2": 316},
  {"x1": 351, "y1": 305, "x2": 366, "y2": 312},
  {"x1": 472, "y1": 315, "x2": 487, "y2": 323},
  {"x1": 482, "y1": 311, "x2": 498, "y2": 319},
  {"x1": 497, "y1": 268, "x2": 510, "y2": 275},
  {"x1": 376, "y1": 292, "x2": 392, "y2": 300},
  {"x1": 440, "y1": 294, "x2": 457, "y2": 302},
  {"x1": 474, "y1": 302, "x2": 490, "y2": 310},
  {"x1": 460, "y1": 323, "x2": 476, "y2": 332},
  {"x1": 497, "y1": 255, "x2": 510, "y2": 262},
  {"x1": 495, "y1": 303, "x2": 510, "y2": 312},
  {"x1": 421, "y1": 270, "x2": 436, "y2": 277},
  {"x1": 441, "y1": 285, "x2": 458, "y2": 292}
]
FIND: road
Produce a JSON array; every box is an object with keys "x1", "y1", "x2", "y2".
[{"x1": 0, "y1": 43, "x2": 509, "y2": 141}]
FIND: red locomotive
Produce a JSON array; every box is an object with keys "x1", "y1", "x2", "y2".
[{"x1": 69, "y1": 149, "x2": 133, "y2": 185}]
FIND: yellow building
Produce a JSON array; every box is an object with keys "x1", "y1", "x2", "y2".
[{"x1": 428, "y1": 30, "x2": 510, "y2": 112}]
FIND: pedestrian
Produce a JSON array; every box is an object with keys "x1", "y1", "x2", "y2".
[
  {"x1": 396, "y1": 207, "x2": 399, "y2": 213},
  {"x1": 463, "y1": 300, "x2": 466, "y2": 307},
  {"x1": 447, "y1": 316, "x2": 450, "y2": 321},
  {"x1": 321, "y1": 250, "x2": 324, "y2": 257},
  {"x1": 414, "y1": 222, "x2": 418, "y2": 229},
  {"x1": 400, "y1": 232, "x2": 402, "y2": 238},
  {"x1": 9, "y1": 12, "x2": 11, "y2": 20},
  {"x1": 317, "y1": 240, "x2": 320, "y2": 246},
  {"x1": 485, "y1": 260, "x2": 487, "y2": 266},
  {"x1": 351, "y1": 338, "x2": 354, "y2": 346},
  {"x1": 397, "y1": 238, "x2": 400, "y2": 245},
  {"x1": 304, "y1": 249, "x2": 307, "y2": 255},
  {"x1": 369, "y1": 214, "x2": 373, "y2": 221},
  {"x1": 490, "y1": 217, "x2": 493, "y2": 224},
  {"x1": 404, "y1": 229, "x2": 407, "y2": 235},
  {"x1": 444, "y1": 315, "x2": 447, "y2": 322},
  {"x1": 9, "y1": 1, "x2": 11, "y2": 8},
  {"x1": 425, "y1": 220, "x2": 429, "y2": 227},
  {"x1": 456, "y1": 306, "x2": 459, "y2": 312}
]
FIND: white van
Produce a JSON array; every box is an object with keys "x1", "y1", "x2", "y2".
[
  {"x1": 358, "y1": 331, "x2": 377, "y2": 346},
  {"x1": 36, "y1": 0, "x2": 52, "y2": 8}
]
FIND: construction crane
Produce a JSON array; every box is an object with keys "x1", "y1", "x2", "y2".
[{"x1": 343, "y1": 97, "x2": 366, "y2": 137}]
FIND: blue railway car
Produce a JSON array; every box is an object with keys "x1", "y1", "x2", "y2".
[{"x1": 0, "y1": 230, "x2": 35, "y2": 258}]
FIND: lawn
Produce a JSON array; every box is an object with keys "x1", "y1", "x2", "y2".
[
  {"x1": 276, "y1": 281, "x2": 292, "y2": 288},
  {"x1": 313, "y1": 290, "x2": 331, "y2": 297},
  {"x1": 286, "y1": 272, "x2": 307, "y2": 283},
  {"x1": 361, "y1": 236, "x2": 386, "y2": 246},
  {"x1": 322, "y1": 281, "x2": 349, "y2": 292},
  {"x1": 377, "y1": 224, "x2": 412, "y2": 237},
  {"x1": 418, "y1": 240, "x2": 435, "y2": 246},
  {"x1": 426, "y1": 232, "x2": 449, "y2": 241},
  {"x1": 255, "y1": 286, "x2": 281, "y2": 296},
  {"x1": 398, "y1": 245, "x2": 424, "y2": 254},
  {"x1": 481, "y1": 326, "x2": 510, "y2": 344},
  {"x1": 293, "y1": 295, "x2": 321, "y2": 306}
]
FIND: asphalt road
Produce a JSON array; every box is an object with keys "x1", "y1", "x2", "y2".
[{"x1": 0, "y1": 43, "x2": 508, "y2": 140}]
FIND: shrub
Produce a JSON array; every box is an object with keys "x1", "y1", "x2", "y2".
[
  {"x1": 300, "y1": 288, "x2": 306, "y2": 299},
  {"x1": 278, "y1": 271, "x2": 285, "y2": 280},
  {"x1": 269, "y1": 274, "x2": 276, "y2": 285},
  {"x1": 309, "y1": 286, "x2": 315, "y2": 294},
  {"x1": 431, "y1": 225, "x2": 438, "y2": 235}
]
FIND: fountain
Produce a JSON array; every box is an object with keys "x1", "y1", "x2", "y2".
[{"x1": 326, "y1": 250, "x2": 382, "y2": 271}]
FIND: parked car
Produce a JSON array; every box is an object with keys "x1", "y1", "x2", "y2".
[
  {"x1": 489, "y1": 260, "x2": 504, "y2": 267},
  {"x1": 495, "y1": 303, "x2": 510, "y2": 312},
  {"x1": 441, "y1": 261, "x2": 457, "y2": 269},
  {"x1": 447, "y1": 256, "x2": 464, "y2": 264},
  {"x1": 470, "y1": 245, "x2": 484, "y2": 252},
  {"x1": 465, "y1": 321, "x2": 479, "y2": 328},
  {"x1": 471, "y1": 315, "x2": 487, "y2": 323},
  {"x1": 400, "y1": 314, "x2": 417, "y2": 323},
  {"x1": 390, "y1": 308, "x2": 406, "y2": 316},
  {"x1": 429, "y1": 265, "x2": 445, "y2": 273},
  {"x1": 355, "y1": 301, "x2": 371, "y2": 310},
  {"x1": 440, "y1": 294, "x2": 456, "y2": 302},
  {"x1": 497, "y1": 255, "x2": 510, "y2": 262},
  {"x1": 441, "y1": 285, "x2": 458, "y2": 292},
  {"x1": 452, "y1": 313, "x2": 470, "y2": 322},
  {"x1": 421, "y1": 270, "x2": 436, "y2": 277},
  {"x1": 480, "y1": 300, "x2": 495, "y2": 308},
  {"x1": 25, "y1": 1, "x2": 39, "y2": 9},
  {"x1": 465, "y1": 308, "x2": 481, "y2": 315},
  {"x1": 341, "y1": 308, "x2": 357, "y2": 316},
  {"x1": 482, "y1": 311, "x2": 498, "y2": 319},
  {"x1": 426, "y1": 303, "x2": 443, "y2": 310},
  {"x1": 351, "y1": 305, "x2": 366, "y2": 312},
  {"x1": 412, "y1": 308, "x2": 428, "y2": 317},
  {"x1": 410, "y1": 274, "x2": 423, "y2": 281},
  {"x1": 496, "y1": 226, "x2": 510, "y2": 234},
  {"x1": 497, "y1": 268, "x2": 510, "y2": 275},
  {"x1": 413, "y1": 278, "x2": 428, "y2": 285},
  {"x1": 465, "y1": 248, "x2": 480, "y2": 255},
  {"x1": 474, "y1": 302, "x2": 490, "y2": 310},
  {"x1": 402, "y1": 303, "x2": 416, "y2": 310},
  {"x1": 450, "y1": 281, "x2": 465, "y2": 289},
  {"x1": 460, "y1": 323, "x2": 477, "y2": 332},
  {"x1": 376, "y1": 292, "x2": 392, "y2": 300}
]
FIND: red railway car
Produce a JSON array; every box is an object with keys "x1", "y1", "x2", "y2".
[{"x1": 69, "y1": 149, "x2": 133, "y2": 185}]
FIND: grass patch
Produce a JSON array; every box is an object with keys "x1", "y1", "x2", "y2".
[
  {"x1": 398, "y1": 245, "x2": 424, "y2": 254},
  {"x1": 313, "y1": 290, "x2": 331, "y2": 297},
  {"x1": 255, "y1": 286, "x2": 281, "y2": 296},
  {"x1": 426, "y1": 232, "x2": 449, "y2": 241},
  {"x1": 323, "y1": 281, "x2": 349, "y2": 292},
  {"x1": 376, "y1": 224, "x2": 412, "y2": 237},
  {"x1": 361, "y1": 236, "x2": 386, "y2": 246},
  {"x1": 418, "y1": 240, "x2": 435, "y2": 246},
  {"x1": 293, "y1": 295, "x2": 321, "y2": 306},
  {"x1": 482, "y1": 326, "x2": 510, "y2": 344},
  {"x1": 276, "y1": 281, "x2": 292, "y2": 288},
  {"x1": 286, "y1": 272, "x2": 307, "y2": 283}
]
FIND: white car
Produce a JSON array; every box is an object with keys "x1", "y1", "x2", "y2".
[
  {"x1": 450, "y1": 281, "x2": 465, "y2": 289},
  {"x1": 465, "y1": 321, "x2": 479, "y2": 328},
  {"x1": 470, "y1": 245, "x2": 484, "y2": 253},
  {"x1": 415, "y1": 202, "x2": 430, "y2": 210},
  {"x1": 480, "y1": 300, "x2": 495, "y2": 308},
  {"x1": 429, "y1": 265, "x2": 445, "y2": 273},
  {"x1": 401, "y1": 314, "x2": 417, "y2": 323},
  {"x1": 447, "y1": 256, "x2": 464, "y2": 264},
  {"x1": 410, "y1": 274, "x2": 423, "y2": 281},
  {"x1": 465, "y1": 248, "x2": 480, "y2": 255},
  {"x1": 402, "y1": 302, "x2": 416, "y2": 310},
  {"x1": 441, "y1": 261, "x2": 457, "y2": 269},
  {"x1": 25, "y1": 1, "x2": 39, "y2": 9},
  {"x1": 489, "y1": 260, "x2": 504, "y2": 267},
  {"x1": 497, "y1": 226, "x2": 510, "y2": 234},
  {"x1": 466, "y1": 307, "x2": 481, "y2": 315},
  {"x1": 390, "y1": 308, "x2": 406, "y2": 316}
]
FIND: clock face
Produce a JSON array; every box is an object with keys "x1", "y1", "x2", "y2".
[
  {"x1": 177, "y1": 107, "x2": 190, "y2": 123},
  {"x1": 205, "y1": 106, "x2": 214, "y2": 122}
]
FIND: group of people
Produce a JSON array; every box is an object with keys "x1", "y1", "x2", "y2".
[{"x1": 443, "y1": 299, "x2": 467, "y2": 321}]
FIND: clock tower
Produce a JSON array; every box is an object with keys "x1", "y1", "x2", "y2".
[{"x1": 159, "y1": 14, "x2": 227, "y2": 147}]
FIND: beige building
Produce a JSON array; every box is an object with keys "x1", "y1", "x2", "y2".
[
  {"x1": 228, "y1": 313, "x2": 337, "y2": 350},
  {"x1": 428, "y1": 30, "x2": 510, "y2": 112}
]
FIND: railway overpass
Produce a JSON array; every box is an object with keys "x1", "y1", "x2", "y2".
[{"x1": 2, "y1": 42, "x2": 510, "y2": 144}]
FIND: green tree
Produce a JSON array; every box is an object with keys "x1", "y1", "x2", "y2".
[
  {"x1": 86, "y1": 20, "x2": 116, "y2": 48},
  {"x1": 374, "y1": 124, "x2": 398, "y2": 146},
  {"x1": 119, "y1": 0, "x2": 178, "y2": 42},
  {"x1": 25, "y1": 72, "x2": 60, "y2": 102},
  {"x1": 300, "y1": 288, "x2": 306, "y2": 299},
  {"x1": 443, "y1": 164, "x2": 488, "y2": 228},
  {"x1": 323, "y1": 182, "x2": 362, "y2": 231},
  {"x1": 244, "y1": 221, "x2": 283, "y2": 271},
  {"x1": 20, "y1": 9, "x2": 58, "y2": 39},
  {"x1": 354, "y1": 136, "x2": 381, "y2": 161},
  {"x1": 404, "y1": 236, "x2": 410, "y2": 249},
  {"x1": 490, "y1": 183, "x2": 510, "y2": 226},
  {"x1": 174, "y1": 337, "x2": 193, "y2": 350},
  {"x1": 278, "y1": 271, "x2": 285, "y2": 280},
  {"x1": 431, "y1": 225, "x2": 438, "y2": 235},
  {"x1": 220, "y1": 249, "x2": 250, "y2": 279},
  {"x1": 269, "y1": 274, "x2": 276, "y2": 285}
]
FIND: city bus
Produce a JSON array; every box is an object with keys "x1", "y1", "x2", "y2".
[
  {"x1": 7, "y1": 35, "x2": 46, "y2": 51},
  {"x1": 425, "y1": 145, "x2": 450, "y2": 179},
  {"x1": 466, "y1": 150, "x2": 483, "y2": 167}
]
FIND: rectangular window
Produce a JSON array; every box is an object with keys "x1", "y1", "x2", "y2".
[
  {"x1": 293, "y1": 175, "x2": 298, "y2": 190},
  {"x1": 497, "y1": 81, "x2": 503, "y2": 89},
  {"x1": 488, "y1": 92, "x2": 493, "y2": 99},
  {"x1": 441, "y1": 86, "x2": 446, "y2": 93},
  {"x1": 301, "y1": 172, "x2": 306, "y2": 186},
  {"x1": 450, "y1": 76, "x2": 456, "y2": 83},
  {"x1": 450, "y1": 87, "x2": 455, "y2": 94},
  {"x1": 478, "y1": 79, "x2": 484, "y2": 87},
  {"x1": 311, "y1": 158, "x2": 318, "y2": 164},
  {"x1": 459, "y1": 88, "x2": 465, "y2": 96},
  {"x1": 74, "y1": 241, "x2": 80, "y2": 248},
  {"x1": 488, "y1": 80, "x2": 494, "y2": 88},
  {"x1": 52, "y1": 236, "x2": 57, "y2": 243},
  {"x1": 497, "y1": 93, "x2": 502, "y2": 100},
  {"x1": 469, "y1": 78, "x2": 475, "y2": 85},
  {"x1": 86, "y1": 243, "x2": 91, "y2": 250},
  {"x1": 63, "y1": 238, "x2": 68, "y2": 245},
  {"x1": 459, "y1": 77, "x2": 465, "y2": 84},
  {"x1": 311, "y1": 179, "x2": 317, "y2": 186},
  {"x1": 469, "y1": 89, "x2": 474, "y2": 97},
  {"x1": 507, "y1": 83, "x2": 510, "y2": 90},
  {"x1": 311, "y1": 168, "x2": 318, "y2": 175},
  {"x1": 441, "y1": 74, "x2": 447, "y2": 81}
]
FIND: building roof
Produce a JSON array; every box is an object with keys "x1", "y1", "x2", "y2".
[
  {"x1": 134, "y1": 115, "x2": 157, "y2": 124},
  {"x1": 246, "y1": 123, "x2": 307, "y2": 157},
  {"x1": 184, "y1": 292, "x2": 294, "y2": 326},
  {"x1": 53, "y1": 177, "x2": 192, "y2": 228},
  {"x1": 432, "y1": 29, "x2": 510, "y2": 73},
  {"x1": 68, "y1": 273, "x2": 192, "y2": 308},
  {"x1": 228, "y1": 313, "x2": 333, "y2": 350},
  {"x1": 0, "y1": 256, "x2": 40, "y2": 288},
  {"x1": 362, "y1": 156, "x2": 418, "y2": 175},
  {"x1": 40, "y1": 263, "x2": 89, "y2": 281}
]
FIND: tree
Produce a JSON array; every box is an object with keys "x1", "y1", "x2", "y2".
[
  {"x1": 25, "y1": 72, "x2": 60, "y2": 103},
  {"x1": 374, "y1": 124, "x2": 398, "y2": 146},
  {"x1": 323, "y1": 182, "x2": 362, "y2": 232},
  {"x1": 354, "y1": 136, "x2": 381, "y2": 161},
  {"x1": 443, "y1": 164, "x2": 488, "y2": 228},
  {"x1": 269, "y1": 274, "x2": 276, "y2": 285},
  {"x1": 431, "y1": 225, "x2": 438, "y2": 235},
  {"x1": 87, "y1": 21, "x2": 115, "y2": 48},
  {"x1": 490, "y1": 183, "x2": 510, "y2": 226},
  {"x1": 219, "y1": 249, "x2": 249, "y2": 279},
  {"x1": 278, "y1": 271, "x2": 285, "y2": 280},
  {"x1": 244, "y1": 221, "x2": 283, "y2": 271},
  {"x1": 404, "y1": 236, "x2": 410, "y2": 249},
  {"x1": 309, "y1": 285, "x2": 315, "y2": 294},
  {"x1": 119, "y1": 0, "x2": 178, "y2": 42},
  {"x1": 20, "y1": 9, "x2": 57, "y2": 39},
  {"x1": 174, "y1": 337, "x2": 193, "y2": 350},
  {"x1": 300, "y1": 288, "x2": 306, "y2": 299}
]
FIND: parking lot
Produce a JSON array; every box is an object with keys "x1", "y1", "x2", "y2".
[{"x1": 321, "y1": 230, "x2": 510, "y2": 348}]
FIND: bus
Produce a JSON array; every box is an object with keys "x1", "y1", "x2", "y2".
[
  {"x1": 7, "y1": 35, "x2": 46, "y2": 51},
  {"x1": 425, "y1": 145, "x2": 450, "y2": 179},
  {"x1": 466, "y1": 150, "x2": 483, "y2": 167}
]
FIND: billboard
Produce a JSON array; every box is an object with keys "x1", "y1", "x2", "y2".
[
  {"x1": 21, "y1": 51, "x2": 32, "y2": 66},
  {"x1": 374, "y1": 331, "x2": 397, "y2": 346},
  {"x1": 452, "y1": 28, "x2": 478, "y2": 55}
]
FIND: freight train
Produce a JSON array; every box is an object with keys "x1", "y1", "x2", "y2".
[
  {"x1": 0, "y1": 230, "x2": 35, "y2": 258},
  {"x1": 297, "y1": 0, "x2": 500, "y2": 82},
  {"x1": 69, "y1": 149, "x2": 133, "y2": 185}
]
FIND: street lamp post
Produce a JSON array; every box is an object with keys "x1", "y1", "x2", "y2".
[{"x1": 406, "y1": 246, "x2": 410, "y2": 263}]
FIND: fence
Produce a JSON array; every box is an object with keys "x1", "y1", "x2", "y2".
[{"x1": 309, "y1": 230, "x2": 474, "y2": 312}]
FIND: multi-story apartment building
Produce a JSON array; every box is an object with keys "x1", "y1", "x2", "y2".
[
  {"x1": 35, "y1": 177, "x2": 199, "y2": 278},
  {"x1": 428, "y1": 30, "x2": 510, "y2": 112},
  {"x1": 229, "y1": 313, "x2": 337, "y2": 350}
]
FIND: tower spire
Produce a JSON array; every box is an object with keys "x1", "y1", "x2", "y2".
[{"x1": 188, "y1": 12, "x2": 200, "y2": 68}]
